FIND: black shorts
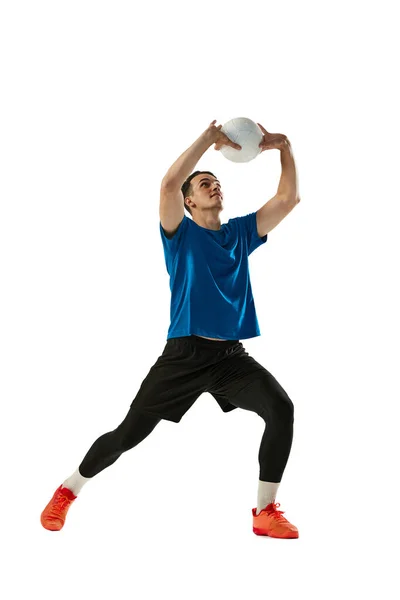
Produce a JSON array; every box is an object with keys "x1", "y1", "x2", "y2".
[{"x1": 130, "y1": 335, "x2": 268, "y2": 423}]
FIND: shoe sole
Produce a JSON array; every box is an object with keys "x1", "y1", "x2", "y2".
[
  {"x1": 253, "y1": 526, "x2": 299, "y2": 538},
  {"x1": 41, "y1": 524, "x2": 63, "y2": 531}
]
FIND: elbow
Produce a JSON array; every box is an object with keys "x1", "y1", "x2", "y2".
[
  {"x1": 282, "y1": 195, "x2": 301, "y2": 208},
  {"x1": 161, "y1": 177, "x2": 183, "y2": 192},
  {"x1": 291, "y1": 195, "x2": 301, "y2": 206}
]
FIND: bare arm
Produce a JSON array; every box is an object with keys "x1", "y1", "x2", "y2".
[
  {"x1": 276, "y1": 140, "x2": 300, "y2": 201},
  {"x1": 160, "y1": 127, "x2": 215, "y2": 235},
  {"x1": 161, "y1": 130, "x2": 214, "y2": 190},
  {"x1": 161, "y1": 120, "x2": 240, "y2": 190}
]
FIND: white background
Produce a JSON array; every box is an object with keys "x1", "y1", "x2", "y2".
[{"x1": 1, "y1": 0, "x2": 399, "y2": 598}]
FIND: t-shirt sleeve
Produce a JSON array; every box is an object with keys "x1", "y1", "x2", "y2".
[
  {"x1": 238, "y1": 211, "x2": 268, "y2": 256},
  {"x1": 159, "y1": 215, "x2": 188, "y2": 273}
]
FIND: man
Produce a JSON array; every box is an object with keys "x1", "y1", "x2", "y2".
[{"x1": 41, "y1": 119, "x2": 301, "y2": 539}]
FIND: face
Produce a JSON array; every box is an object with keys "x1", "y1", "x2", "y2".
[{"x1": 185, "y1": 174, "x2": 223, "y2": 212}]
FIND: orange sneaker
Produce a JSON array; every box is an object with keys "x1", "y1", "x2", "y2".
[
  {"x1": 40, "y1": 485, "x2": 77, "y2": 531},
  {"x1": 252, "y1": 502, "x2": 299, "y2": 538}
]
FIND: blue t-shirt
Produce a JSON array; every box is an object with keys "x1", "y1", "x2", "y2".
[{"x1": 159, "y1": 212, "x2": 268, "y2": 340}]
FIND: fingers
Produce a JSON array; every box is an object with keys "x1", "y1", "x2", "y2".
[
  {"x1": 222, "y1": 133, "x2": 241, "y2": 149},
  {"x1": 215, "y1": 141, "x2": 242, "y2": 151},
  {"x1": 220, "y1": 138, "x2": 241, "y2": 150}
]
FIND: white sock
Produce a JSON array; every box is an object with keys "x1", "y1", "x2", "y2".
[
  {"x1": 62, "y1": 468, "x2": 92, "y2": 496},
  {"x1": 256, "y1": 480, "x2": 280, "y2": 515}
]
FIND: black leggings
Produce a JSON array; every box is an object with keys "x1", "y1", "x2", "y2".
[
  {"x1": 79, "y1": 410, "x2": 161, "y2": 478},
  {"x1": 79, "y1": 336, "x2": 294, "y2": 483},
  {"x1": 79, "y1": 391, "x2": 293, "y2": 483}
]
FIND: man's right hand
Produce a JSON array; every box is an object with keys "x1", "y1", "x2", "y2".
[{"x1": 205, "y1": 119, "x2": 242, "y2": 152}]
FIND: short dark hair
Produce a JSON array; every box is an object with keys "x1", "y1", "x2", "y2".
[{"x1": 181, "y1": 170, "x2": 217, "y2": 216}]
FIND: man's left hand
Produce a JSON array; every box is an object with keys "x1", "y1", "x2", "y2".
[{"x1": 257, "y1": 123, "x2": 288, "y2": 152}]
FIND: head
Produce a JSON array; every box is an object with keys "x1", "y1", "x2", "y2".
[{"x1": 181, "y1": 171, "x2": 223, "y2": 217}]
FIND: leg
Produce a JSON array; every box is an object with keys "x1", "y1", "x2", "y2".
[
  {"x1": 232, "y1": 374, "x2": 294, "y2": 512},
  {"x1": 64, "y1": 337, "x2": 211, "y2": 493},
  {"x1": 228, "y1": 373, "x2": 294, "y2": 482},
  {"x1": 63, "y1": 409, "x2": 161, "y2": 494},
  {"x1": 212, "y1": 368, "x2": 294, "y2": 483},
  {"x1": 42, "y1": 409, "x2": 161, "y2": 530},
  {"x1": 78, "y1": 409, "x2": 161, "y2": 478},
  {"x1": 210, "y1": 363, "x2": 294, "y2": 513},
  {"x1": 42, "y1": 338, "x2": 204, "y2": 529},
  {"x1": 257, "y1": 379, "x2": 294, "y2": 483}
]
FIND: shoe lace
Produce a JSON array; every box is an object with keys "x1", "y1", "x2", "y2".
[
  {"x1": 267, "y1": 502, "x2": 288, "y2": 523},
  {"x1": 53, "y1": 490, "x2": 72, "y2": 513}
]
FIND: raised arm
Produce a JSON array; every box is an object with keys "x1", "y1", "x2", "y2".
[
  {"x1": 161, "y1": 120, "x2": 240, "y2": 189},
  {"x1": 160, "y1": 121, "x2": 240, "y2": 236}
]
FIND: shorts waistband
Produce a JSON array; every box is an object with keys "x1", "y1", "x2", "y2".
[{"x1": 171, "y1": 335, "x2": 239, "y2": 347}]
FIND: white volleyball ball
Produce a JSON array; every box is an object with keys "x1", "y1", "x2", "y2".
[{"x1": 219, "y1": 117, "x2": 263, "y2": 163}]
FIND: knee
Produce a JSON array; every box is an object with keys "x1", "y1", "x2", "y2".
[
  {"x1": 283, "y1": 395, "x2": 294, "y2": 423},
  {"x1": 261, "y1": 392, "x2": 294, "y2": 425},
  {"x1": 114, "y1": 410, "x2": 160, "y2": 452}
]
